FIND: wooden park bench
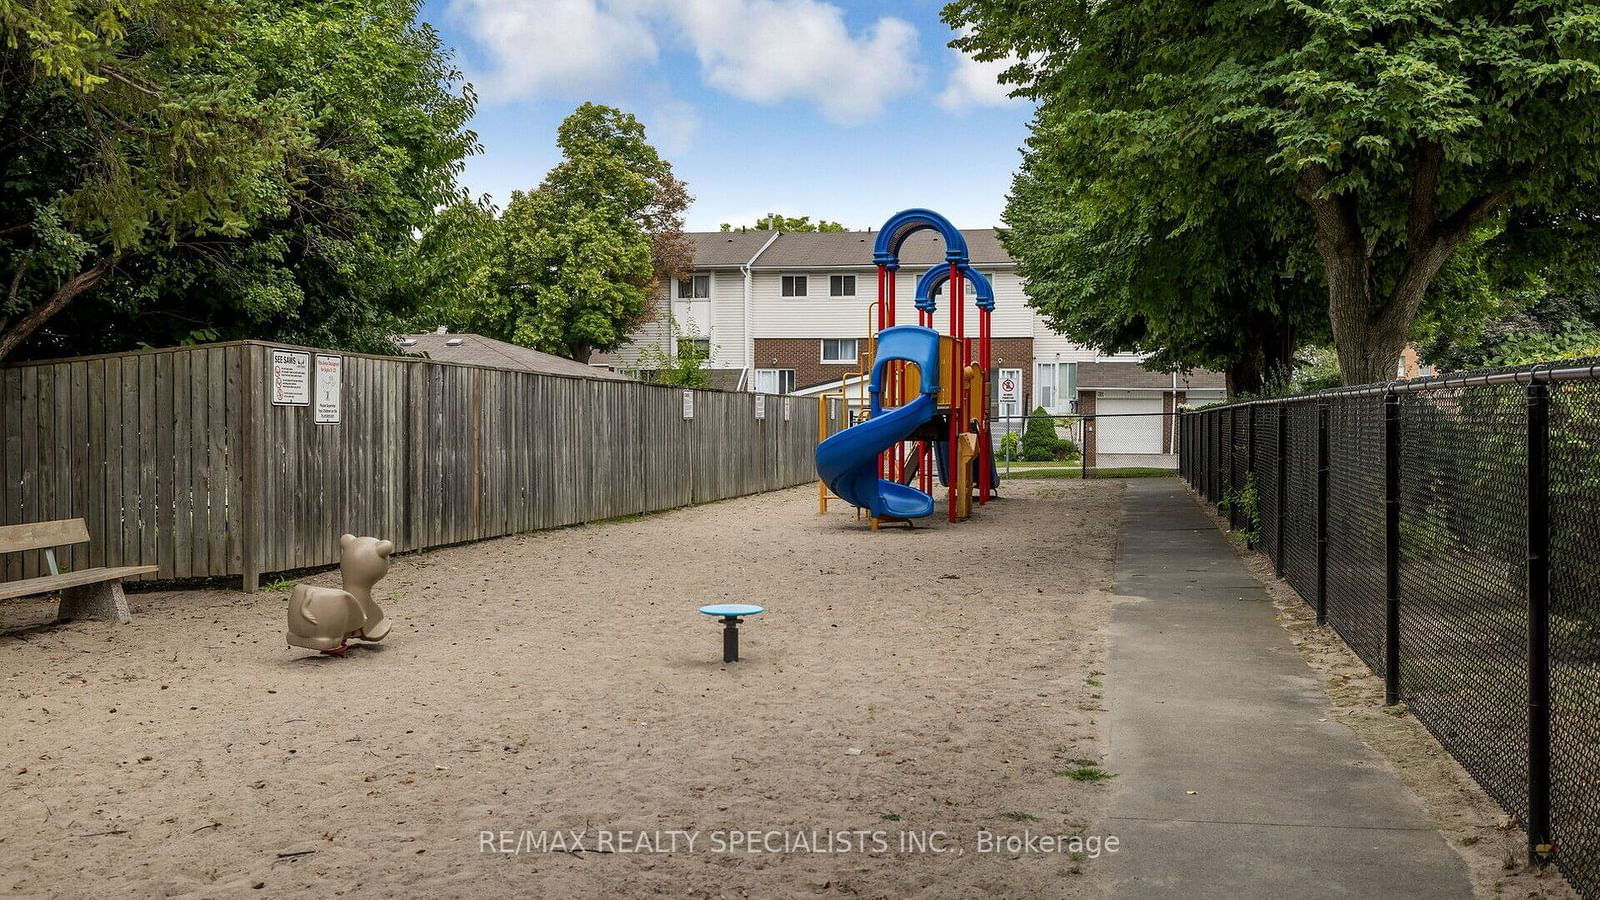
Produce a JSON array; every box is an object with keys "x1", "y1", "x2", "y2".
[{"x1": 0, "y1": 519, "x2": 157, "y2": 624}]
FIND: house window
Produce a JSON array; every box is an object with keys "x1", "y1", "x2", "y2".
[
  {"x1": 676, "y1": 274, "x2": 710, "y2": 299},
  {"x1": 1035, "y1": 361, "x2": 1077, "y2": 411},
  {"x1": 829, "y1": 274, "x2": 856, "y2": 297},
  {"x1": 782, "y1": 275, "x2": 808, "y2": 298},
  {"x1": 754, "y1": 368, "x2": 795, "y2": 394},
  {"x1": 678, "y1": 337, "x2": 710, "y2": 359},
  {"x1": 821, "y1": 338, "x2": 859, "y2": 364},
  {"x1": 933, "y1": 273, "x2": 994, "y2": 302}
]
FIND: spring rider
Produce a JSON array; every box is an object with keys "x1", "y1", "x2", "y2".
[{"x1": 285, "y1": 534, "x2": 393, "y2": 656}]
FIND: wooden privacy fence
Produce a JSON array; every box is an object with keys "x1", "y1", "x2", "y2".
[{"x1": 0, "y1": 341, "x2": 834, "y2": 591}]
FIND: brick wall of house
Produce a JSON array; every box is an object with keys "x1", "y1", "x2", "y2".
[
  {"x1": 1078, "y1": 390, "x2": 1097, "y2": 467},
  {"x1": 752, "y1": 337, "x2": 863, "y2": 390},
  {"x1": 1162, "y1": 391, "x2": 1177, "y2": 453},
  {"x1": 987, "y1": 337, "x2": 1034, "y2": 417}
]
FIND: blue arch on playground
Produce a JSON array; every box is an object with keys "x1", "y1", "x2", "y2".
[
  {"x1": 872, "y1": 208, "x2": 968, "y2": 270},
  {"x1": 913, "y1": 262, "x2": 995, "y2": 313}
]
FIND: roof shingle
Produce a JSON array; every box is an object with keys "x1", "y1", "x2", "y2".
[
  {"x1": 691, "y1": 228, "x2": 1011, "y2": 269},
  {"x1": 398, "y1": 333, "x2": 630, "y2": 380}
]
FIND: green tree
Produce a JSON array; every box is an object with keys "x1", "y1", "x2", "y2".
[
  {"x1": 1020, "y1": 406, "x2": 1062, "y2": 462},
  {"x1": 0, "y1": 0, "x2": 479, "y2": 361},
  {"x1": 448, "y1": 104, "x2": 691, "y2": 362},
  {"x1": 1005, "y1": 145, "x2": 1328, "y2": 392},
  {"x1": 0, "y1": 0, "x2": 302, "y2": 360},
  {"x1": 720, "y1": 214, "x2": 847, "y2": 232},
  {"x1": 946, "y1": 0, "x2": 1600, "y2": 385}
]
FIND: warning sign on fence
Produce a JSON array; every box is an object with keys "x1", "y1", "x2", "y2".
[
  {"x1": 271, "y1": 350, "x2": 310, "y2": 406},
  {"x1": 314, "y1": 355, "x2": 342, "y2": 424},
  {"x1": 682, "y1": 390, "x2": 694, "y2": 419},
  {"x1": 755, "y1": 394, "x2": 766, "y2": 420}
]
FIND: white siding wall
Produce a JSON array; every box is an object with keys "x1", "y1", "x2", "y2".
[
  {"x1": 613, "y1": 269, "x2": 748, "y2": 369},
  {"x1": 610, "y1": 288, "x2": 673, "y2": 367},
  {"x1": 751, "y1": 267, "x2": 1036, "y2": 339},
  {"x1": 709, "y1": 270, "x2": 748, "y2": 369},
  {"x1": 1032, "y1": 319, "x2": 1146, "y2": 363},
  {"x1": 752, "y1": 268, "x2": 878, "y2": 338}
]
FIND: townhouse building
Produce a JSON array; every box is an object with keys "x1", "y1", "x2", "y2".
[{"x1": 605, "y1": 229, "x2": 1226, "y2": 459}]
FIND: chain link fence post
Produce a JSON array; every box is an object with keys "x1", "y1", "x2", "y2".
[
  {"x1": 1527, "y1": 378, "x2": 1553, "y2": 867},
  {"x1": 1316, "y1": 397, "x2": 1330, "y2": 627},
  {"x1": 1227, "y1": 406, "x2": 1238, "y2": 527},
  {"x1": 1247, "y1": 404, "x2": 1258, "y2": 548},
  {"x1": 1275, "y1": 400, "x2": 1288, "y2": 578},
  {"x1": 1384, "y1": 388, "x2": 1402, "y2": 707}
]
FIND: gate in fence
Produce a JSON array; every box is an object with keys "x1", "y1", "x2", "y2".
[{"x1": 1179, "y1": 361, "x2": 1600, "y2": 897}]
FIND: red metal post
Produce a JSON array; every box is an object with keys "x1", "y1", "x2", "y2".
[
  {"x1": 947, "y1": 262, "x2": 960, "y2": 522},
  {"x1": 876, "y1": 265, "x2": 886, "y2": 482},
  {"x1": 978, "y1": 307, "x2": 992, "y2": 504}
]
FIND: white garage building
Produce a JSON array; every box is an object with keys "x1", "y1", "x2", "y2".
[{"x1": 1077, "y1": 362, "x2": 1226, "y2": 468}]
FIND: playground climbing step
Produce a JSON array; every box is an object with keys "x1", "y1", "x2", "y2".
[{"x1": 1096, "y1": 478, "x2": 1471, "y2": 899}]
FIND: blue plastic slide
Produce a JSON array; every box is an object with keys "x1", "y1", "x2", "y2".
[{"x1": 815, "y1": 326, "x2": 942, "y2": 520}]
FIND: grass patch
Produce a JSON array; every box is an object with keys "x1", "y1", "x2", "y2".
[
  {"x1": 1056, "y1": 764, "x2": 1116, "y2": 782},
  {"x1": 1005, "y1": 466, "x2": 1173, "y2": 480},
  {"x1": 262, "y1": 577, "x2": 297, "y2": 593},
  {"x1": 880, "y1": 812, "x2": 901, "y2": 822},
  {"x1": 997, "y1": 811, "x2": 1038, "y2": 822}
]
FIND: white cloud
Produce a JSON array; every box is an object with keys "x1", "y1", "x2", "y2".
[
  {"x1": 663, "y1": 0, "x2": 921, "y2": 123},
  {"x1": 643, "y1": 98, "x2": 700, "y2": 156},
  {"x1": 450, "y1": 0, "x2": 922, "y2": 124},
  {"x1": 448, "y1": 0, "x2": 658, "y2": 101},
  {"x1": 936, "y1": 27, "x2": 1022, "y2": 112}
]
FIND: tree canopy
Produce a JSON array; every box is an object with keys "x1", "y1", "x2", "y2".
[
  {"x1": 947, "y1": 0, "x2": 1600, "y2": 384},
  {"x1": 721, "y1": 214, "x2": 847, "y2": 232},
  {"x1": 423, "y1": 103, "x2": 691, "y2": 362},
  {"x1": 0, "y1": 0, "x2": 479, "y2": 361}
]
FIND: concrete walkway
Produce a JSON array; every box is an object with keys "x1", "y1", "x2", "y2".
[{"x1": 1097, "y1": 478, "x2": 1470, "y2": 899}]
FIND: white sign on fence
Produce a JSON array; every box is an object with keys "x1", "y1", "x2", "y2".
[
  {"x1": 682, "y1": 390, "x2": 694, "y2": 419},
  {"x1": 270, "y1": 349, "x2": 311, "y2": 406},
  {"x1": 314, "y1": 354, "x2": 342, "y2": 424},
  {"x1": 998, "y1": 372, "x2": 1019, "y2": 404},
  {"x1": 755, "y1": 394, "x2": 766, "y2": 420},
  {"x1": 783, "y1": 397, "x2": 792, "y2": 421}
]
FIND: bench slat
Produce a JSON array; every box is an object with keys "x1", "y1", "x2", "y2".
[
  {"x1": 0, "y1": 565, "x2": 159, "y2": 601},
  {"x1": 0, "y1": 519, "x2": 91, "y2": 555}
]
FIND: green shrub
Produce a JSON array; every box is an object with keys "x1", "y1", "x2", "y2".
[
  {"x1": 1021, "y1": 406, "x2": 1062, "y2": 461},
  {"x1": 999, "y1": 431, "x2": 1021, "y2": 460}
]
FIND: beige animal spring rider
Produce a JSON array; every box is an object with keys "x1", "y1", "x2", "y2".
[{"x1": 286, "y1": 534, "x2": 393, "y2": 655}]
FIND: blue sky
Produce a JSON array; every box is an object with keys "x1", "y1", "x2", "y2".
[{"x1": 418, "y1": 0, "x2": 1035, "y2": 232}]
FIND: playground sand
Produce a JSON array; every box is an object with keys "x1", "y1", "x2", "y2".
[{"x1": 1, "y1": 480, "x2": 1119, "y2": 899}]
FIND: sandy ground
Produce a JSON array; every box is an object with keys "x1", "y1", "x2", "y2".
[
  {"x1": 1192, "y1": 494, "x2": 1580, "y2": 900},
  {"x1": 2, "y1": 480, "x2": 1120, "y2": 899}
]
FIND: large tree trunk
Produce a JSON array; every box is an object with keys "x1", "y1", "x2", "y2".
[
  {"x1": 0, "y1": 256, "x2": 116, "y2": 362},
  {"x1": 1320, "y1": 251, "x2": 1409, "y2": 385},
  {"x1": 1296, "y1": 153, "x2": 1508, "y2": 386},
  {"x1": 1225, "y1": 348, "x2": 1265, "y2": 395}
]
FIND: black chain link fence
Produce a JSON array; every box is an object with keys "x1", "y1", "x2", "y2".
[{"x1": 1178, "y1": 360, "x2": 1600, "y2": 898}]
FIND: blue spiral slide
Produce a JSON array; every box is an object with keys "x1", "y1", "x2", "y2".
[{"x1": 814, "y1": 326, "x2": 942, "y2": 520}]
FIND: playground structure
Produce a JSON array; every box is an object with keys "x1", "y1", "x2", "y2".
[{"x1": 815, "y1": 209, "x2": 997, "y2": 527}]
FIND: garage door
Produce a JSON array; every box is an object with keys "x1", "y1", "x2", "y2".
[{"x1": 1094, "y1": 396, "x2": 1164, "y2": 454}]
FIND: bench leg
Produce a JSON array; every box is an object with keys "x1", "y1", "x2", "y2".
[{"x1": 57, "y1": 580, "x2": 131, "y2": 624}]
